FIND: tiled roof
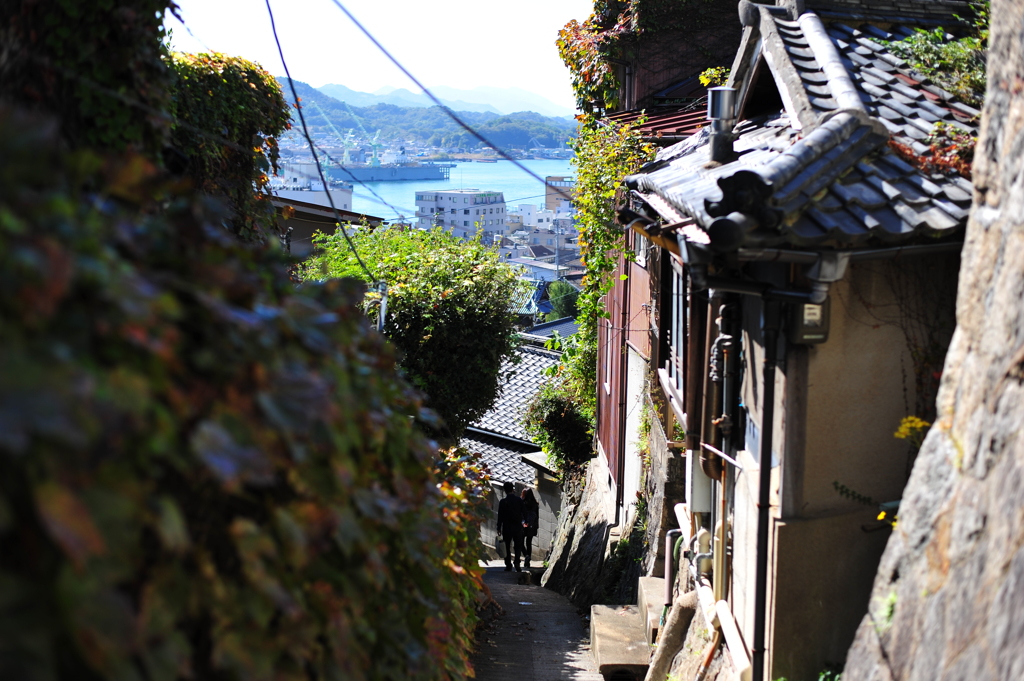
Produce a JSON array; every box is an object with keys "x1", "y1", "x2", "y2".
[
  {"x1": 622, "y1": 8, "x2": 977, "y2": 251},
  {"x1": 473, "y1": 344, "x2": 560, "y2": 441},
  {"x1": 827, "y1": 22, "x2": 981, "y2": 154},
  {"x1": 461, "y1": 432, "x2": 536, "y2": 485},
  {"x1": 528, "y1": 317, "x2": 580, "y2": 339},
  {"x1": 807, "y1": 0, "x2": 973, "y2": 25},
  {"x1": 511, "y1": 279, "x2": 543, "y2": 315},
  {"x1": 650, "y1": 75, "x2": 708, "y2": 107}
]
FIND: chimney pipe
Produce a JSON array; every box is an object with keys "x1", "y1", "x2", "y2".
[{"x1": 707, "y1": 87, "x2": 737, "y2": 163}]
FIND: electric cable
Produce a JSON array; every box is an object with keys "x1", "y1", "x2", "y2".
[
  {"x1": 326, "y1": 0, "x2": 556, "y2": 189},
  {"x1": 265, "y1": 0, "x2": 375, "y2": 281}
]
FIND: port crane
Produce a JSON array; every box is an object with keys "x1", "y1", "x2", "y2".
[
  {"x1": 341, "y1": 101, "x2": 386, "y2": 166},
  {"x1": 307, "y1": 100, "x2": 358, "y2": 165}
]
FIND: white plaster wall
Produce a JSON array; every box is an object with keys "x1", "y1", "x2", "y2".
[{"x1": 623, "y1": 347, "x2": 647, "y2": 528}]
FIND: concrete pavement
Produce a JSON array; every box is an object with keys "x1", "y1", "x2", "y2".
[{"x1": 471, "y1": 560, "x2": 604, "y2": 681}]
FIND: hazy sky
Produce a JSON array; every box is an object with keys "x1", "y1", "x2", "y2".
[{"x1": 166, "y1": 0, "x2": 594, "y2": 110}]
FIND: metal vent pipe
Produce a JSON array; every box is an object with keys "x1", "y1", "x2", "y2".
[{"x1": 707, "y1": 87, "x2": 738, "y2": 164}]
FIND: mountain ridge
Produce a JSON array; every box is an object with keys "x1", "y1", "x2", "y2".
[
  {"x1": 280, "y1": 78, "x2": 576, "y2": 151},
  {"x1": 316, "y1": 83, "x2": 575, "y2": 118}
]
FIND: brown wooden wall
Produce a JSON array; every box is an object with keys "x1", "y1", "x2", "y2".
[{"x1": 596, "y1": 232, "x2": 656, "y2": 490}]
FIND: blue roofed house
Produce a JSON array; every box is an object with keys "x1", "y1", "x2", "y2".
[{"x1": 592, "y1": 1, "x2": 976, "y2": 678}]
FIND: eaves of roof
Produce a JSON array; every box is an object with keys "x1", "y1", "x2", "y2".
[
  {"x1": 606, "y1": 106, "x2": 709, "y2": 143},
  {"x1": 271, "y1": 195, "x2": 385, "y2": 226}
]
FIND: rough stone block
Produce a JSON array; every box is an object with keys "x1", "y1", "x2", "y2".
[
  {"x1": 638, "y1": 576, "x2": 666, "y2": 644},
  {"x1": 590, "y1": 604, "x2": 651, "y2": 679}
]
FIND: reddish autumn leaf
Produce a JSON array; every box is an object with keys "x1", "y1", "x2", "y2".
[{"x1": 35, "y1": 482, "x2": 106, "y2": 568}]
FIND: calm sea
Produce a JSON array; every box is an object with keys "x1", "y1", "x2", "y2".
[{"x1": 350, "y1": 159, "x2": 574, "y2": 220}]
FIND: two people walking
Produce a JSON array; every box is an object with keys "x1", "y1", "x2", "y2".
[{"x1": 496, "y1": 482, "x2": 539, "y2": 572}]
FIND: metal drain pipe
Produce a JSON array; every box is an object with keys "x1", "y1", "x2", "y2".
[{"x1": 665, "y1": 529, "x2": 684, "y2": 609}]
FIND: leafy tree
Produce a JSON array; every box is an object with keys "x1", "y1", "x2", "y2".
[
  {"x1": 546, "y1": 280, "x2": 580, "y2": 321},
  {"x1": 301, "y1": 227, "x2": 529, "y2": 441}
]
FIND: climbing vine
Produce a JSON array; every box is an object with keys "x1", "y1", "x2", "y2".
[
  {"x1": 563, "y1": 116, "x2": 654, "y2": 416},
  {"x1": 0, "y1": 109, "x2": 488, "y2": 680},
  {"x1": 699, "y1": 66, "x2": 730, "y2": 86},
  {"x1": 556, "y1": 0, "x2": 737, "y2": 112},
  {"x1": 0, "y1": 0, "x2": 175, "y2": 155},
  {"x1": 887, "y1": 1, "x2": 989, "y2": 106},
  {"x1": 527, "y1": 115, "x2": 653, "y2": 472}
]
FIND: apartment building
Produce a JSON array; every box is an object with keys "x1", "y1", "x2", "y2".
[{"x1": 414, "y1": 189, "x2": 507, "y2": 239}]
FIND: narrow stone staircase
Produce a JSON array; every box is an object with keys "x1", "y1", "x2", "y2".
[{"x1": 589, "y1": 576, "x2": 664, "y2": 681}]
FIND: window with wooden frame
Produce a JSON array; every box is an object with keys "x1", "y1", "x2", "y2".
[{"x1": 657, "y1": 255, "x2": 688, "y2": 424}]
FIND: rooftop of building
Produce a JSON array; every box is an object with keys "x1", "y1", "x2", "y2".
[{"x1": 622, "y1": 4, "x2": 978, "y2": 252}]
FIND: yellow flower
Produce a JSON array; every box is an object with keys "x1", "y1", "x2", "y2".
[
  {"x1": 894, "y1": 415, "x2": 931, "y2": 440},
  {"x1": 877, "y1": 511, "x2": 887, "y2": 521}
]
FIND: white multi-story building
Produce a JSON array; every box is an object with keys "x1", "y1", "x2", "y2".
[
  {"x1": 415, "y1": 189, "x2": 508, "y2": 239},
  {"x1": 513, "y1": 204, "x2": 564, "y2": 228}
]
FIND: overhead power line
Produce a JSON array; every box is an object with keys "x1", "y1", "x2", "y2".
[
  {"x1": 265, "y1": 0, "x2": 376, "y2": 282},
  {"x1": 326, "y1": 0, "x2": 555, "y2": 189}
]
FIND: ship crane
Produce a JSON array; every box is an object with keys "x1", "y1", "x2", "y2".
[
  {"x1": 368, "y1": 130, "x2": 384, "y2": 168},
  {"x1": 303, "y1": 99, "x2": 357, "y2": 182}
]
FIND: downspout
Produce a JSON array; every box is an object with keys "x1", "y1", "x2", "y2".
[
  {"x1": 685, "y1": 285, "x2": 708, "y2": 455},
  {"x1": 699, "y1": 293, "x2": 724, "y2": 481},
  {"x1": 751, "y1": 299, "x2": 781, "y2": 681}
]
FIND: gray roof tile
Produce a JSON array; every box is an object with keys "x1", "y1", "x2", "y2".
[
  {"x1": 461, "y1": 433, "x2": 536, "y2": 485},
  {"x1": 472, "y1": 343, "x2": 559, "y2": 441}
]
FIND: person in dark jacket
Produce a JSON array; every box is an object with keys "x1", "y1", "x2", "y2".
[
  {"x1": 521, "y1": 488, "x2": 539, "y2": 569},
  {"x1": 496, "y1": 481, "x2": 525, "y2": 572}
]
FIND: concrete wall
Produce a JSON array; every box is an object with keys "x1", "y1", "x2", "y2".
[
  {"x1": 724, "y1": 261, "x2": 953, "y2": 680},
  {"x1": 623, "y1": 347, "x2": 648, "y2": 529},
  {"x1": 799, "y1": 265, "x2": 919, "y2": 517},
  {"x1": 770, "y1": 510, "x2": 890, "y2": 680}
]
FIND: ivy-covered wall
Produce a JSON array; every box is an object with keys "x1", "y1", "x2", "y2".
[{"x1": 557, "y1": 0, "x2": 742, "y2": 112}]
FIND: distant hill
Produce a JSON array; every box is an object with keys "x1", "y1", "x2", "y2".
[
  {"x1": 281, "y1": 79, "x2": 576, "y2": 151},
  {"x1": 318, "y1": 83, "x2": 502, "y2": 115},
  {"x1": 316, "y1": 83, "x2": 576, "y2": 118}
]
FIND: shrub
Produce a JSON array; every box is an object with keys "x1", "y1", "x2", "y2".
[
  {"x1": 168, "y1": 52, "x2": 291, "y2": 242},
  {"x1": 887, "y1": 2, "x2": 988, "y2": 106},
  {"x1": 523, "y1": 382, "x2": 594, "y2": 474},
  {"x1": 0, "y1": 108, "x2": 482, "y2": 681}
]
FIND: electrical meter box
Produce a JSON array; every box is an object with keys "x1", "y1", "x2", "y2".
[{"x1": 789, "y1": 297, "x2": 830, "y2": 344}]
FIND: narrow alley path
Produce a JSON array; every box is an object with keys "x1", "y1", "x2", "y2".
[{"x1": 471, "y1": 561, "x2": 604, "y2": 681}]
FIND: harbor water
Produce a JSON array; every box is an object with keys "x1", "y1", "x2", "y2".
[{"x1": 349, "y1": 159, "x2": 574, "y2": 220}]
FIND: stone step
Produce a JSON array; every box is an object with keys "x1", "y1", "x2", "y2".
[
  {"x1": 590, "y1": 604, "x2": 650, "y2": 681},
  {"x1": 637, "y1": 576, "x2": 666, "y2": 645}
]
